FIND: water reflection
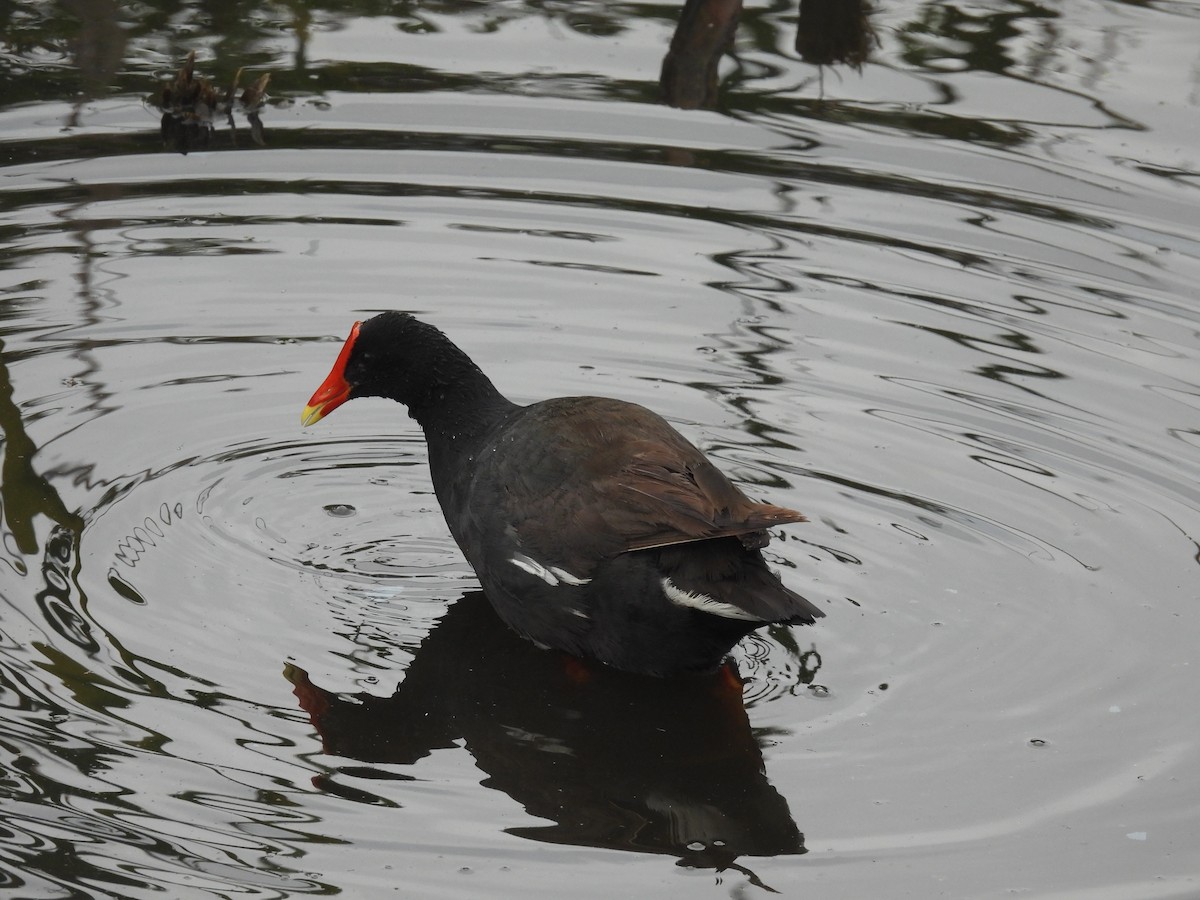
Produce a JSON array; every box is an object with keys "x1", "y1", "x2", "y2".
[
  {"x1": 0, "y1": 339, "x2": 84, "y2": 559},
  {"x1": 56, "y1": 0, "x2": 126, "y2": 128},
  {"x1": 794, "y1": 0, "x2": 876, "y2": 70},
  {"x1": 659, "y1": 0, "x2": 878, "y2": 109},
  {"x1": 0, "y1": 338, "x2": 92, "y2": 654},
  {"x1": 660, "y1": 0, "x2": 743, "y2": 110},
  {"x1": 10, "y1": 0, "x2": 880, "y2": 138},
  {"x1": 288, "y1": 591, "x2": 806, "y2": 880},
  {"x1": 4, "y1": 0, "x2": 1200, "y2": 894},
  {"x1": 154, "y1": 51, "x2": 271, "y2": 154}
]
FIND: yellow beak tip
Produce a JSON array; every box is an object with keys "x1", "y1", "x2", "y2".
[{"x1": 301, "y1": 404, "x2": 324, "y2": 427}]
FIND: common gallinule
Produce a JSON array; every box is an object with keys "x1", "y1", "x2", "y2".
[{"x1": 302, "y1": 313, "x2": 823, "y2": 675}]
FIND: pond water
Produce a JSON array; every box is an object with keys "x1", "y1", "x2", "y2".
[{"x1": 2, "y1": 1, "x2": 1200, "y2": 897}]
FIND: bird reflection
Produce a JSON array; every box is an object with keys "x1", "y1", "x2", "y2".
[{"x1": 287, "y1": 591, "x2": 806, "y2": 881}]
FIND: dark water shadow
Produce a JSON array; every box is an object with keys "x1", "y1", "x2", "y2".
[
  {"x1": 0, "y1": 339, "x2": 85, "y2": 558},
  {"x1": 0, "y1": 337, "x2": 95, "y2": 654},
  {"x1": 287, "y1": 591, "x2": 806, "y2": 885}
]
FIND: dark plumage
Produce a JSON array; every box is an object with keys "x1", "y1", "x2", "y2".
[{"x1": 302, "y1": 312, "x2": 823, "y2": 675}]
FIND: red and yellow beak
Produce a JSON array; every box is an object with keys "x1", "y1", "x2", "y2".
[{"x1": 301, "y1": 321, "x2": 361, "y2": 427}]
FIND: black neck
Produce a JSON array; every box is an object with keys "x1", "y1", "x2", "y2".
[{"x1": 403, "y1": 354, "x2": 517, "y2": 447}]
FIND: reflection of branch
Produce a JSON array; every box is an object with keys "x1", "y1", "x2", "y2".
[
  {"x1": 0, "y1": 339, "x2": 84, "y2": 555},
  {"x1": 57, "y1": 0, "x2": 126, "y2": 128},
  {"x1": 660, "y1": 0, "x2": 743, "y2": 109},
  {"x1": 661, "y1": 0, "x2": 878, "y2": 109}
]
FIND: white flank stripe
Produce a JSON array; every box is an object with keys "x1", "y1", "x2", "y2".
[
  {"x1": 510, "y1": 553, "x2": 591, "y2": 586},
  {"x1": 661, "y1": 577, "x2": 761, "y2": 621},
  {"x1": 510, "y1": 553, "x2": 557, "y2": 585},
  {"x1": 549, "y1": 566, "x2": 591, "y2": 586}
]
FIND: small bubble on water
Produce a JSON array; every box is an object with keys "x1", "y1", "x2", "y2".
[
  {"x1": 686, "y1": 841, "x2": 706, "y2": 852},
  {"x1": 324, "y1": 503, "x2": 357, "y2": 518},
  {"x1": 1029, "y1": 738, "x2": 1047, "y2": 747}
]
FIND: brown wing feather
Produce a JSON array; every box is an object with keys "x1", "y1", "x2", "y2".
[
  {"x1": 608, "y1": 447, "x2": 805, "y2": 551},
  {"x1": 480, "y1": 397, "x2": 806, "y2": 571}
]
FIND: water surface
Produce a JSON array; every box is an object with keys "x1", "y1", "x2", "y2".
[{"x1": 2, "y1": 1, "x2": 1200, "y2": 897}]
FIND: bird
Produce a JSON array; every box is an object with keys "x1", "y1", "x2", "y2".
[{"x1": 301, "y1": 312, "x2": 823, "y2": 676}]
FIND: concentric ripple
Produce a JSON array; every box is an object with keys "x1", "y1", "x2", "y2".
[{"x1": 81, "y1": 430, "x2": 473, "y2": 702}]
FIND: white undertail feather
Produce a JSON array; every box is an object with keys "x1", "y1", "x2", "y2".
[{"x1": 660, "y1": 577, "x2": 762, "y2": 621}]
